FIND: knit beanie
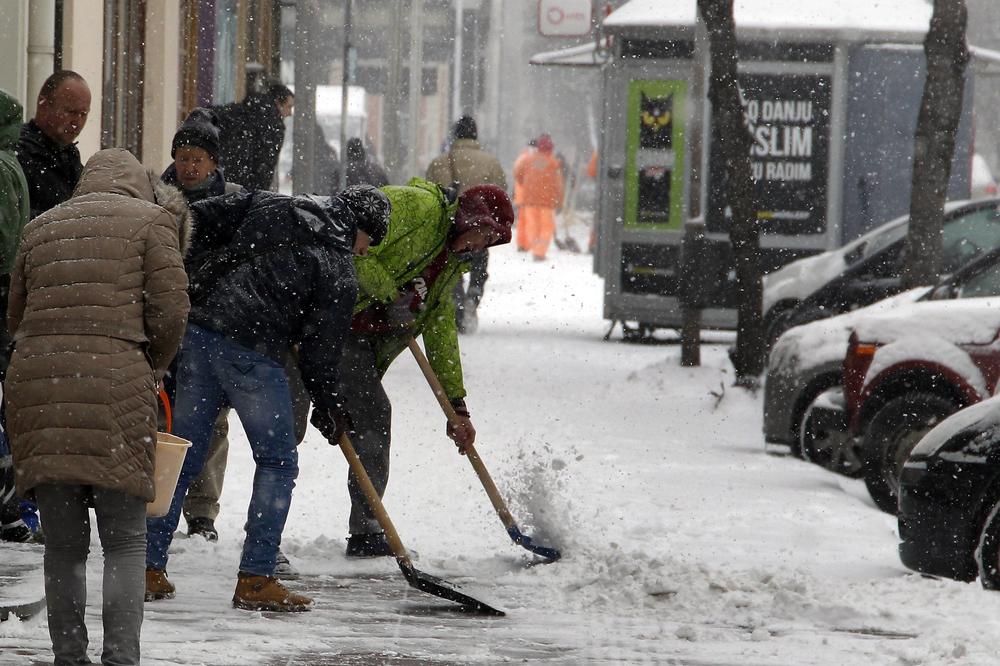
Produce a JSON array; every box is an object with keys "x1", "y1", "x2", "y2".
[
  {"x1": 454, "y1": 115, "x2": 477, "y2": 141},
  {"x1": 340, "y1": 185, "x2": 390, "y2": 246},
  {"x1": 172, "y1": 108, "x2": 221, "y2": 161},
  {"x1": 453, "y1": 185, "x2": 513, "y2": 247}
]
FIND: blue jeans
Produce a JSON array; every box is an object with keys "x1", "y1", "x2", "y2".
[{"x1": 146, "y1": 325, "x2": 298, "y2": 576}]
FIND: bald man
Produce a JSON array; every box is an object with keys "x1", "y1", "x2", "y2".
[{"x1": 16, "y1": 70, "x2": 91, "y2": 218}]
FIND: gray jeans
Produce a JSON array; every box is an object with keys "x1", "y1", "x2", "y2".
[
  {"x1": 337, "y1": 335, "x2": 393, "y2": 535},
  {"x1": 35, "y1": 484, "x2": 146, "y2": 666}
]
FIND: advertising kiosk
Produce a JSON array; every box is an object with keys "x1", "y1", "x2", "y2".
[{"x1": 595, "y1": 0, "x2": 978, "y2": 335}]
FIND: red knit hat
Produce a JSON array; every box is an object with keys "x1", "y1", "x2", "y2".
[
  {"x1": 453, "y1": 185, "x2": 514, "y2": 247},
  {"x1": 536, "y1": 134, "x2": 554, "y2": 153}
]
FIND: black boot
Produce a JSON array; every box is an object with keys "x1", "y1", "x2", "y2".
[
  {"x1": 346, "y1": 533, "x2": 392, "y2": 558},
  {"x1": 186, "y1": 517, "x2": 219, "y2": 542}
]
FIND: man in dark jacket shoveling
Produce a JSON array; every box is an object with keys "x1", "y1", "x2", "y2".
[{"x1": 144, "y1": 185, "x2": 390, "y2": 612}]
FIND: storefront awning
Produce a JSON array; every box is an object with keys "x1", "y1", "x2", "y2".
[{"x1": 529, "y1": 42, "x2": 609, "y2": 68}]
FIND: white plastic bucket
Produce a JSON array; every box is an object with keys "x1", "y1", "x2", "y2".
[{"x1": 147, "y1": 433, "x2": 192, "y2": 517}]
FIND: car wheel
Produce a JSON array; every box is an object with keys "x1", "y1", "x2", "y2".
[
  {"x1": 862, "y1": 393, "x2": 957, "y2": 515},
  {"x1": 801, "y1": 389, "x2": 860, "y2": 478},
  {"x1": 976, "y1": 497, "x2": 1000, "y2": 589}
]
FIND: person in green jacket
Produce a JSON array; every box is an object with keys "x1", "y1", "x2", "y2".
[
  {"x1": 0, "y1": 90, "x2": 31, "y2": 544},
  {"x1": 310, "y1": 177, "x2": 513, "y2": 557},
  {"x1": 0, "y1": 90, "x2": 30, "y2": 352}
]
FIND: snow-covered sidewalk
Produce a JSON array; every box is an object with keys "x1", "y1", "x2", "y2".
[{"x1": 4, "y1": 242, "x2": 1000, "y2": 665}]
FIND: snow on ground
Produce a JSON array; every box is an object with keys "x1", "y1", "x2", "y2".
[{"x1": 6, "y1": 227, "x2": 1000, "y2": 664}]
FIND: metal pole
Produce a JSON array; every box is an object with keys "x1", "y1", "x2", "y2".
[
  {"x1": 452, "y1": 0, "x2": 463, "y2": 122},
  {"x1": 293, "y1": 0, "x2": 318, "y2": 194},
  {"x1": 338, "y1": 0, "x2": 352, "y2": 192},
  {"x1": 407, "y1": 0, "x2": 424, "y2": 178},
  {"x1": 383, "y1": 0, "x2": 405, "y2": 182}
]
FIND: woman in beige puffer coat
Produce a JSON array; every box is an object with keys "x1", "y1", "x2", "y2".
[{"x1": 5, "y1": 147, "x2": 190, "y2": 666}]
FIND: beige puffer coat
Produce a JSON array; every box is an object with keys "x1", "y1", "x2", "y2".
[
  {"x1": 6, "y1": 148, "x2": 191, "y2": 501},
  {"x1": 425, "y1": 138, "x2": 507, "y2": 194}
]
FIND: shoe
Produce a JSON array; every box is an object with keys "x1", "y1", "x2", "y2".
[
  {"x1": 145, "y1": 568, "x2": 175, "y2": 602},
  {"x1": 346, "y1": 532, "x2": 393, "y2": 558},
  {"x1": 462, "y1": 298, "x2": 479, "y2": 334},
  {"x1": 533, "y1": 255, "x2": 547, "y2": 262},
  {"x1": 187, "y1": 517, "x2": 219, "y2": 542},
  {"x1": 232, "y1": 573, "x2": 312, "y2": 612},
  {"x1": 274, "y1": 549, "x2": 300, "y2": 580}
]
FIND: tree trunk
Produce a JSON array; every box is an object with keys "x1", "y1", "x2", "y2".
[
  {"x1": 697, "y1": 0, "x2": 763, "y2": 383},
  {"x1": 903, "y1": 0, "x2": 969, "y2": 289}
]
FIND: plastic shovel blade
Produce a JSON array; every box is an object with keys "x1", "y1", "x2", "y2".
[
  {"x1": 397, "y1": 560, "x2": 505, "y2": 616},
  {"x1": 508, "y1": 526, "x2": 561, "y2": 562}
]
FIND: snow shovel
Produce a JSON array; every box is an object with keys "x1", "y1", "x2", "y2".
[
  {"x1": 406, "y1": 339, "x2": 561, "y2": 562},
  {"x1": 336, "y1": 431, "x2": 505, "y2": 616}
]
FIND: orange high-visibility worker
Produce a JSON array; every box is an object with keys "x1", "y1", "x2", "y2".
[
  {"x1": 513, "y1": 134, "x2": 564, "y2": 261},
  {"x1": 511, "y1": 139, "x2": 536, "y2": 252}
]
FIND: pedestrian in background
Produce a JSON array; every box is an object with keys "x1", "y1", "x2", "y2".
[
  {"x1": 15, "y1": 70, "x2": 90, "y2": 219},
  {"x1": 426, "y1": 115, "x2": 507, "y2": 333},
  {"x1": 513, "y1": 133, "x2": 564, "y2": 262},
  {"x1": 6, "y1": 148, "x2": 190, "y2": 666},
  {"x1": 341, "y1": 137, "x2": 389, "y2": 190},
  {"x1": 211, "y1": 81, "x2": 293, "y2": 190}
]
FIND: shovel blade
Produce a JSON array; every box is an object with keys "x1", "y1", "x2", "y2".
[
  {"x1": 397, "y1": 561, "x2": 505, "y2": 616},
  {"x1": 508, "y1": 526, "x2": 561, "y2": 562}
]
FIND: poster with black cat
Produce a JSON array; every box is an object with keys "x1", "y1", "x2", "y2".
[
  {"x1": 625, "y1": 80, "x2": 687, "y2": 230},
  {"x1": 706, "y1": 73, "x2": 831, "y2": 237}
]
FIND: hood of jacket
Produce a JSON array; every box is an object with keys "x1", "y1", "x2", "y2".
[
  {"x1": 290, "y1": 193, "x2": 357, "y2": 254},
  {"x1": 0, "y1": 90, "x2": 23, "y2": 151},
  {"x1": 74, "y1": 148, "x2": 157, "y2": 202}
]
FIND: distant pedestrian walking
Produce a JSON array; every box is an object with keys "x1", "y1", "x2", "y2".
[
  {"x1": 341, "y1": 138, "x2": 389, "y2": 190},
  {"x1": 210, "y1": 81, "x2": 293, "y2": 190},
  {"x1": 426, "y1": 115, "x2": 507, "y2": 333},
  {"x1": 6, "y1": 148, "x2": 190, "y2": 666},
  {"x1": 15, "y1": 70, "x2": 91, "y2": 218},
  {"x1": 513, "y1": 134, "x2": 564, "y2": 261}
]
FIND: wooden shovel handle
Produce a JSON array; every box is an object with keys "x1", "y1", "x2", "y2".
[
  {"x1": 338, "y1": 432, "x2": 412, "y2": 567},
  {"x1": 406, "y1": 338, "x2": 518, "y2": 530}
]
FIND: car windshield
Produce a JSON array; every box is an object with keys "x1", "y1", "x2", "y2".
[{"x1": 956, "y1": 259, "x2": 1000, "y2": 298}]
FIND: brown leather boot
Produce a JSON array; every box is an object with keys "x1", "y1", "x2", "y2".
[
  {"x1": 145, "y1": 568, "x2": 175, "y2": 602},
  {"x1": 232, "y1": 573, "x2": 312, "y2": 612}
]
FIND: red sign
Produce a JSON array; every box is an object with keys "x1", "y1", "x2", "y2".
[{"x1": 538, "y1": 0, "x2": 593, "y2": 37}]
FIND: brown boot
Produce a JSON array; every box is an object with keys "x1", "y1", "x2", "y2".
[
  {"x1": 232, "y1": 573, "x2": 312, "y2": 612},
  {"x1": 145, "y1": 568, "x2": 175, "y2": 602}
]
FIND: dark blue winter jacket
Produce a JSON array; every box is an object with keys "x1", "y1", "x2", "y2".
[{"x1": 186, "y1": 190, "x2": 359, "y2": 415}]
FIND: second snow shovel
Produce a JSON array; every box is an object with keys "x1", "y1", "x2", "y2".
[
  {"x1": 336, "y1": 431, "x2": 504, "y2": 616},
  {"x1": 406, "y1": 339, "x2": 561, "y2": 562}
]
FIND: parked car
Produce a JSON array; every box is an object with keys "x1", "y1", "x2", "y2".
[
  {"x1": 765, "y1": 244, "x2": 1000, "y2": 470},
  {"x1": 844, "y1": 289, "x2": 1000, "y2": 514},
  {"x1": 898, "y1": 394, "x2": 1000, "y2": 586},
  {"x1": 762, "y1": 198, "x2": 1000, "y2": 347}
]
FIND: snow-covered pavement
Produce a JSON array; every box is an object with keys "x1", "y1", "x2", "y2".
[{"x1": 5, "y1": 238, "x2": 1000, "y2": 665}]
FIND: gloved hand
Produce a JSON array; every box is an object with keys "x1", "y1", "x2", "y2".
[
  {"x1": 386, "y1": 290, "x2": 418, "y2": 329},
  {"x1": 446, "y1": 398, "x2": 475, "y2": 455},
  {"x1": 311, "y1": 407, "x2": 354, "y2": 444}
]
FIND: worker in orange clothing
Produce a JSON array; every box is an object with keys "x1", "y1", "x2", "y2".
[
  {"x1": 511, "y1": 138, "x2": 537, "y2": 252},
  {"x1": 586, "y1": 148, "x2": 599, "y2": 253},
  {"x1": 513, "y1": 134, "x2": 564, "y2": 261}
]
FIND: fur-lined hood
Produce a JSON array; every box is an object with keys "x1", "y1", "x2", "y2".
[{"x1": 149, "y1": 173, "x2": 194, "y2": 256}]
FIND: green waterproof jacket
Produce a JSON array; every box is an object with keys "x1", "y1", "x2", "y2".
[
  {"x1": 354, "y1": 178, "x2": 469, "y2": 399},
  {"x1": 0, "y1": 91, "x2": 29, "y2": 275}
]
